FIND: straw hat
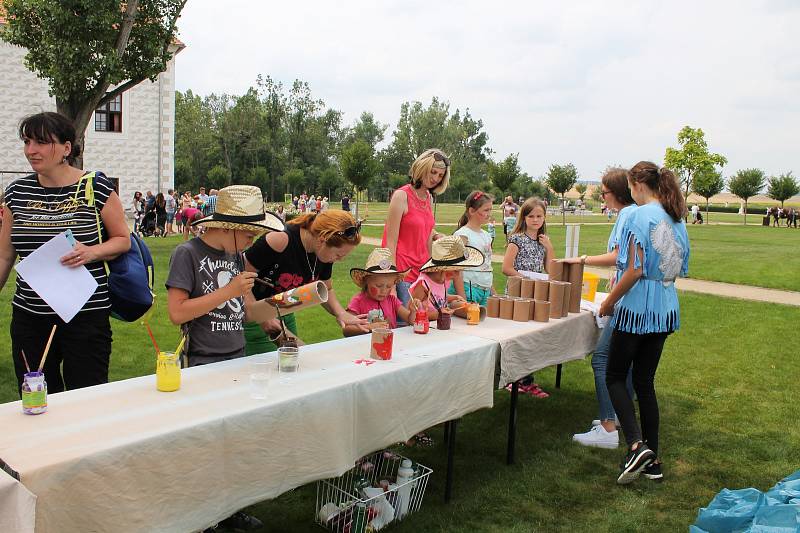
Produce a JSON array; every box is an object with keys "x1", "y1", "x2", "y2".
[
  {"x1": 420, "y1": 235, "x2": 485, "y2": 272},
  {"x1": 192, "y1": 185, "x2": 283, "y2": 234},
  {"x1": 350, "y1": 248, "x2": 410, "y2": 288}
]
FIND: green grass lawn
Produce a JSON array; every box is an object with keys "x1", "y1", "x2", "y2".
[{"x1": 2, "y1": 236, "x2": 799, "y2": 531}]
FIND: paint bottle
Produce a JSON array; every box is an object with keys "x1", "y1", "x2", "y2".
[
  {"x1": 156, "y1": 351, "x2": 181, "y2": 392},
  {"x1": 466, "y1": 302, "x2": 481, "y2": 325},
  {"x1": 395, "y1": 458, "x2": 415, "y2": 518},
  {"x1": 413, "y1": 308, "x2": 429, "y2": 334},
  {"x1": 22, "y1": 372, "x2": 47, "y2": 415}
]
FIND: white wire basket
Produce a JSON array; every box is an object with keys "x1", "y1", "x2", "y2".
[{"x1": 315, "y1": 450, "x2": 433, "y2": 532}]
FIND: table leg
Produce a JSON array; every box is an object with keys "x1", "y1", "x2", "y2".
[
  {"x1": 444, "y1": 418, "x2": 458, "y2": 503},
  {"x1": 555, "y1": 364, "x2": 563, "y2": 388},
  {"x1": 506, "y1": 380, "x2": 519, "y2": 465}
]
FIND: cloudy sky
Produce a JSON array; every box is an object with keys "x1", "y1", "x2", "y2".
[{"x1": 174, "y1": 0, "x2": 798, "y2": 181}]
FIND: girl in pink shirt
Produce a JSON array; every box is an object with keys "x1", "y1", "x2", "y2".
[{"x1": 344, "y1": 248, "x2": 419, "y2": 336}]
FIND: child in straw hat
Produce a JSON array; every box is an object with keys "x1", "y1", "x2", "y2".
[
  {"x1": 166, "y1": 185, "x2": 284, "y2": 367},
  {"x1": 344, "y1": 248, "x2": 420, "y2": 336},
  {"x1": 410, "y1": 235, "x2": 483, "y2": 320}
]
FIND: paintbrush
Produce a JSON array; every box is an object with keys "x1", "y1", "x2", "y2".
[
  {"x1": 254, "y1": 277, "x2": 275, "y2": 288},
  {"x1": 422, "y1": 280, "x2": 441, "y2": 311},
  {"x1": 37, "y1": 325, "x2": 57, "y2": 373},
  {"x1": 20, "y1": 349, "x2": 31, "y2": 374}
]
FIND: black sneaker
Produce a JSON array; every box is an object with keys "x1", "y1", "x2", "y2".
[
  {"x1": 217, "y1": 511, "x2": 263, "y2": 531},
  {"x1": 643, "y1": 461, "x2": 664, "y2": 481},
  {"x1": 617, "y1": 443, "x2": 655, "y2": 485}
]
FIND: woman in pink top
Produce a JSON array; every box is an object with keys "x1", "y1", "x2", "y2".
[{"x1": 382, "y1": 149, "x2": 450, "y2": 317}]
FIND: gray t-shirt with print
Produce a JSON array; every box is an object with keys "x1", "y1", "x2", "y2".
[{"x1": 166, "y1": 238, "x2": 245, "y2": 359}]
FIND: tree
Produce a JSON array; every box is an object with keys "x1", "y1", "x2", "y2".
[
  {"x1": 344, "y1": 112, "x2": 387, "y2": 149},
  {"x1": 664, "y1": 126, "x2": 728, "y2": 201},
  {"x1": 1, "y1": 0, "x2": 187, "y2": 167},
  {"x1": 692, "y1": 167, "x2": 725, "y2": 222},
  {"x1": 545, "y1": 163, "x2": 579, "y2": 225},
  {"x1": 487, "y1": 154, "x2": 520, "y2": 195},
  {"x1": 766, "y1": 172, "x2": 799, "y2": 208},
  {"x1": 317, "y1": 166, "x2": 344, "y2": 199},
  {"x1": 340, "y1": 140, "x2": 380, "y2": 219},
  {"x1": 727, "y1": 169, "x2": 765, "y2": 225},
  {"x1": 575, "y1": 183, "x2": 587, "y2": 203}
]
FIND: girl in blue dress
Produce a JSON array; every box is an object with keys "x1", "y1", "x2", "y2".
[{"x1": 599, "y1": 161, "x2": 690, "y2": 484}]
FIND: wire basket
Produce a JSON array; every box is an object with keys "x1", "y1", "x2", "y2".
[{"x1": 315, "y1": 450, "x2": 432, "y2": 532}]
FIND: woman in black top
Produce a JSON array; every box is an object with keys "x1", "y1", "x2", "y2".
[
  {"x1": 153, "y1": 192, "x2": 167, "y2": 236},
  {"x1": 243, "y1": 209, "x2": 369, "y2": 354},
  {"x1": 0, "y1": 112, "x2": 130, "y2": 393}
]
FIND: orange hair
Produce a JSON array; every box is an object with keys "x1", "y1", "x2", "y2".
[{"x1": 288, "y1": 209, "x2": 362, "y2": 247}]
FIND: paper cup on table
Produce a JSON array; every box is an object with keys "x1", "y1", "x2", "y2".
[
  {"x1": 521, "y1": 278, "x2": 535, "y2": 299},
  {"x1": 567, "y1": 262, "x2": 584, "y2": 313},
  {"x1": 549, "y1": 260, "x2": 565, "y2": 282},
  {"x1": 507, "y1": 276, "x2": 522, "y2": 297},
  {"x1": 266, "y1": 280, "x2": 328, "y2": 313},
  {"x1": 561, "y1": 282, "x2": 571, "y2": 317},
  {"x1": 513, "y1": 298, "x2": 531, "y2": 322},
  {"x1": 499, "y1": 298, "x2": 515, "y2": 320},
  {"x1": 534, "y1": 279, "x2": 549, "y2": 301},
  {"x1": 370, "y1": 328, "x2": 394, "y2": 360},
  {"x1": 452, "y1": 304, "x2": 486, "y2": 322},
  {"x1": 548, "y1": 282, "x2": 566, "y2": 318},
  {"x1": 533, "y1": 300, "x2": 550, "y2": 322},
  {"x1": 487, "y1": 296, "x2": 500, "y2": 318}
]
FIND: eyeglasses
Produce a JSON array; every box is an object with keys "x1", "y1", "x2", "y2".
[
  {"x1": 600, "y1": 190, "x2": 612, "y2": 197},
  {"x1": 432, "y1": 152, "x2": 450, "y2": 167},
  {"x1": 334, "y1": 220, "x2": 362, "y2": 239}
]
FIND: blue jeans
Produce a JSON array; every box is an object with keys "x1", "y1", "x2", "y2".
[
  {"x1": 592, "y1": 324, "x2": 634, "y2": 421},
  {"x1": 396, "y1": 281, "x2": 412, "y2": 326},
  {"x1": 448, "y1": 282, "x2": 491, "y2": 306}
]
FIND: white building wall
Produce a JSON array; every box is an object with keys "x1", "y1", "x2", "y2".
[{"x1": 0, "y1": 39, "x2": 177, "y2": 207}]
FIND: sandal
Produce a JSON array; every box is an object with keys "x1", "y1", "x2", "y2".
[{"x1": 522, "y1": 384, "x2": 550, "y2": 399}]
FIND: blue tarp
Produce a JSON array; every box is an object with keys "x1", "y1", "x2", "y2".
[{"x1": 690, "y1": 470, "x2": 800, "y2": 533}]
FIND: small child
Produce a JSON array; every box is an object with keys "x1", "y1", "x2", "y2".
[
  {"x1": 166, "y1": 185, "x2": 284, "y2": 367},
  {"x1": 502, "y1": 197, "x2": 555, "y2": 398},
  {"x1": 344, "y1": 248, "x2": 419, "y2": 336},
  {"x1": 411, "y1": 235, "x2": 483, "y2": 319},
  {"x1": 487, "y1": 216, "x2": 496, "y2": 247},
  {"x1": 450, "y1": 190, "x2": 496, "y2": 306}
]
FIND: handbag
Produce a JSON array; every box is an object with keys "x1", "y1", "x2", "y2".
[{"x1": 74, "y1": 173, "x2": 155, "y2": 322}]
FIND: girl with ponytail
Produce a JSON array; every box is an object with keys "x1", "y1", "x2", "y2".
[
  {"x1": 450, "y1": 191, "x2": 496, "y2": 305},
  {"x1": 598, "y1": 161, "x2": 690, "y2": 485}
]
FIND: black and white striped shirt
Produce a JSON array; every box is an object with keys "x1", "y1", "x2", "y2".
[{"x1": 5, "y1": 172, "x2": 115, "y2": 315}]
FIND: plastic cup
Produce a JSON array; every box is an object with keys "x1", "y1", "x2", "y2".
[
  {"x1": 278, "y1": 346, "x2": 300, "y2": 377},
  {"x1": 249, "y1": 357, "x2": 272, "y2": 399}
]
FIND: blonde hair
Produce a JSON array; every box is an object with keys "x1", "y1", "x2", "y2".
[
  {"x1": 409, "y1": 148, "x2": 450, "y2": 196},
  {"x1": 511, "y1": 197, "x2": 548, "y2": 238},
  {"x1": 288, "y1": 209, "x2": 362, "y2": 248}
]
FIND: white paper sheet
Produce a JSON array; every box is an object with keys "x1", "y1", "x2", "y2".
[
  {"x1": 14, "y1": 232, "x2": 98, "y2": 323},
  {"x1": 518, "y1": 270, "x2": 550, "y2": 281}
]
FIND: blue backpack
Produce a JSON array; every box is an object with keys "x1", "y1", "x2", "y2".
[{"x1": 75, "y1": 173, "x2": 155, "y2": 322}]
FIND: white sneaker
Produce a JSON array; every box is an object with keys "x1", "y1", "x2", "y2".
[
  {"x1": 572, "y1": 424, "x2": 619, "y2": 449},
  {"x1": 592, "y1": 419, "x2": 621, "y2": 429}
]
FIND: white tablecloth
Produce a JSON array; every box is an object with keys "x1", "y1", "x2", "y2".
[
  {"x1": 0, "y1": 469, "x2": 35, "y2": 533},
  {"x1": 0, "y1": 328, "x2": 497, "y2": 533},
  {"x1": 446, "y1": 309, "x2": 600, "y2": 387}
]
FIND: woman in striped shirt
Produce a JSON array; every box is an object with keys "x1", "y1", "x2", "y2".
[{"x1": 0, "y1": 112, "x2": 130, "y2": 394}]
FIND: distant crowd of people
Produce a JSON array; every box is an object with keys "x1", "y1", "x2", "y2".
[
  {"x1": 766, "y1": 206, "x2": 798, "y2": 227},
  {"x1": 131, "y1": 187, "x2": 219, "y2": 240}
]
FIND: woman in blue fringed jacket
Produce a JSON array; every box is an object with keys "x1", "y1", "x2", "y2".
[{"x1": 599, "y1": 161, "x2": 690, "y2": 485}]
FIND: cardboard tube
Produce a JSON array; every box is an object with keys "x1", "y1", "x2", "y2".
[
  {"x1": 507, "y1": 276, "x2": 522, "y2": 297},
  {"x1": 561, "y1": 282, "x2": 571, "y2": 317},
  {"x1": 533, "y1": 279, "x2": 549, "y2": 301},
  {"x1": 499, "y1": 298, "x2": 515, "y2": 320},
  {"x1": 529, "y1": 296, "x2": 536, "y2": 320},
  {"x1": 533, "y1": 300, "x2": 550, "y2": 322},
  {"x1": 370, "y1": 328, "x2": 394, "y2": 360},
  {"x1": 513, "y1": 298, "x2": 531, "y2": 322},
  {"x1": 568, "y1": 262, "x2": 584, "y2": 313},
  {"x1": 549, "y1": 260, "x2": 564, "y2": 282},
  {"x1": 521, "y1": 278, "x2": 535, "y2": 299},
  {"x1": 548, "y1": 282, "x2": 566, "y2": 318},
  {"x1": 266, "y1": 280, "x2": 328, "y2": 313},
  {"x1": 487, "y1": 296, "x2": 500, "y2": 318}
]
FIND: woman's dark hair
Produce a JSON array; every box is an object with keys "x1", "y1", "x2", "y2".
[
  {"x1": 18, "y1": 112, "x2": 82, "y2": 165},
  {"x1": 601, "y1": 168, "x2": 634, "y2": 206},
  {"x1": 133, "y1": 191, "x2": 142, "y2": 200},
  {"x1": 457, "y1": 190, "x2": 494, "y2": 228},
  {"x1": 628, "y1": 161, "x2": 687, "y2": 222},
  {"x1": 155, "y1": 193, "x2": 166, "y2": 208}
]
